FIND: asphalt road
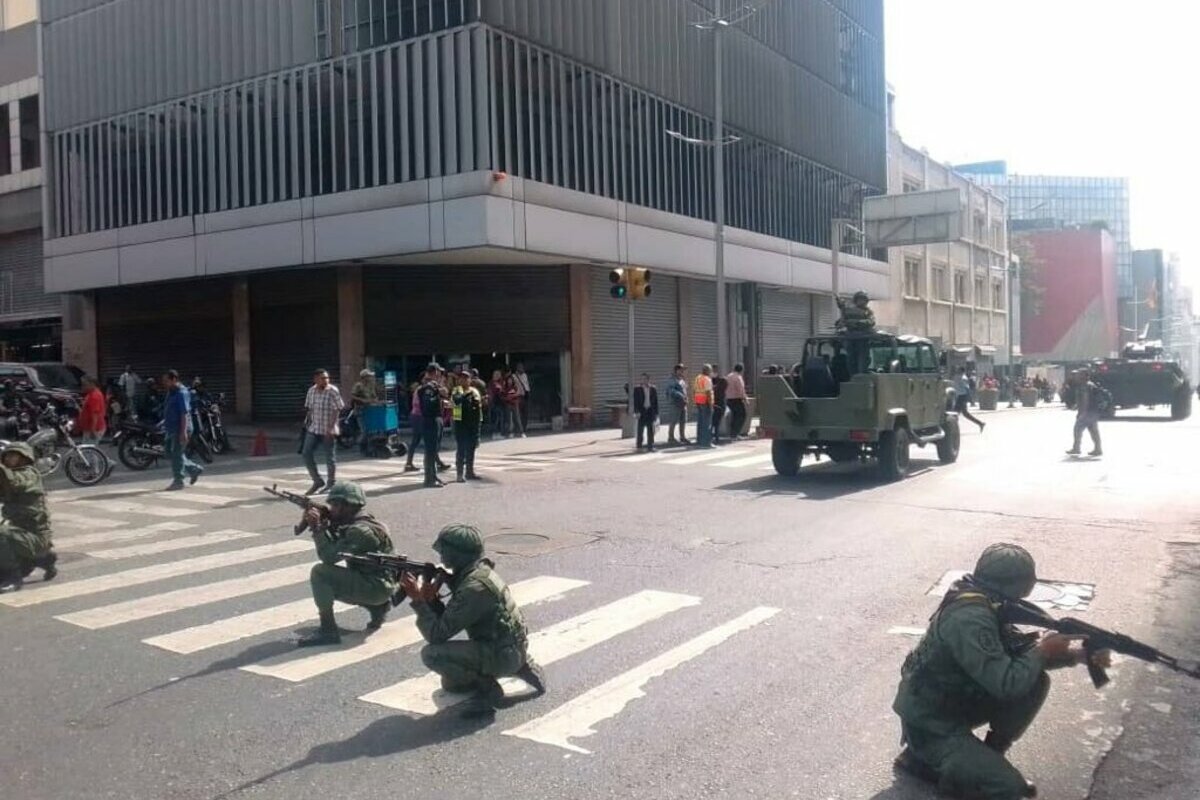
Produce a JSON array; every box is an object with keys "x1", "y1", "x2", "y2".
[{"x1": 2, "y1": 404, "x2": 1198, "y2": 800}]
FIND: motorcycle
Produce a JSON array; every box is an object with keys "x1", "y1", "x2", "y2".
[
  {"x1": 117, "y1": 418, "x2": 212, "y2": 471},
  {"x1": 22, "y1": 405, "x2": 112, "y2": 487},
  {"x1": 193, "y1": 392, "x2": 231, "y2": 455}
]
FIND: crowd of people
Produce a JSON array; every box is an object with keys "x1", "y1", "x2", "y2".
[{"x1": 630, "y1": 363, "x2": 749, "y2": 452}]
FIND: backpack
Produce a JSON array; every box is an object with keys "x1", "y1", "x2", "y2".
[{"x1": 1091, "y1": 383, "x2": 1113, "y2": 414}]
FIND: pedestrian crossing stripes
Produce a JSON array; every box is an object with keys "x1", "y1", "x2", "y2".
[
  {"x1": 358, "y1": 589, "x2": 700, "y2": 715},
  {"x1": 242, "y1": 576, "x2": 590, "y2": 682},
  {"x1": 54, "y1": 522, "x2": 196, "y2": 548},
  {"x1": 145, "y1": 598, "x2": 355, "y2": 655},
  {"x1": 55, "y1": 561, "x2": 314, "y2": 629},
  {"x1": 0, "y1": 540, "x2": 309, "y2": 607},
  {"x1": 84, "y1": 529, "x2": 259, "y2": 560},
  {"x1": 70, "y1": 499, "x2": 206, "y2": 518},
  {"x1": 52, "y1": 512, "x2": 126, "y2": 529},
  {"x1": 502, "y1": 606, "x2": 780, "y2": 753}
]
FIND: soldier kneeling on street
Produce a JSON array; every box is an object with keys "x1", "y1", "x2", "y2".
[
  {"x1": 297, "y1": 481, "x2": 396, "y2": 647},
  {"x1": 892, "y1": 543, "x2": 1111, "y2": 800},
  {"x1": 0, "y1": 442, "x2": 57, "y2": 593},
  {"x1": 401, "y1": 524, "x2": 546, "y2": 719}
]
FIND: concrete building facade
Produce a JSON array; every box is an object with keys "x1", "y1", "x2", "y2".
[
  {"x1": 0, "y1": 2, "x2": 61, "y2": 361},
  {"x1": 39, "y1": 0, "x2": 889, "y2": 420},
  {"x1": 877, "y1": 125, "x2": 1011, "y2": 373}
]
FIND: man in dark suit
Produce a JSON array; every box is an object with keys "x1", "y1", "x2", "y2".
[{"x1": 633, "y1": 372, "x2": 659, "y2": 451}]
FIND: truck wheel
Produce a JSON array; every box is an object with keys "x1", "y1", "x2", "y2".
[
  {"x1": 771, "y1": 440, "x2": 803, "y2": 477},
  {"x1": 1171, "y1": 388, "x2": 1192, "y2": 421},
  {"x1": 876, "y1": 428, "x2": 911, "y2": 482},
  {"x1": 936, "y1": 416, "x2": 961, "y2": 464}
]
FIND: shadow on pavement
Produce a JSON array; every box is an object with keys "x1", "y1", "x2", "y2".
[
  {"x1": 865, "y1": 774, "x2": 935, "y2": 799},
  {"x1": 1106, "y1": 414, "x2": 1178, "y2": 423},
  {"x1": 715, "y1": 459, "x2": 938, "y2": 500},
  {"x1": 212, "y1": 713, "x2": 493, "y2": 799},
  {"x1": 103, "y1": 639, "x2": 298, "y2": 710}
]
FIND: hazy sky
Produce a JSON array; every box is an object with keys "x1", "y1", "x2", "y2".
[{"x1": 885, "y1": 0, "x2": 1199, "y2": 290}]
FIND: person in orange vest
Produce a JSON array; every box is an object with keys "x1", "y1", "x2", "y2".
[{"x1": 693, "y1": 364, "x2": 715, "y2": 448}]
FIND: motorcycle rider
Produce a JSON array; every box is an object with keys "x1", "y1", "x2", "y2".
[{"x1": 0, "y1": 442, "x2": 56, "y2": 593}]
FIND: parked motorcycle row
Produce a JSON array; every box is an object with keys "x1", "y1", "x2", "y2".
[
  {"x1": 0, "y1": 380, "x2": 234, "y2": 488},
  {"x1": 115, "y1": 389, "x2": 233, "y2": 473},
  {"x1": 0, "y1": 383, "x2": 112, "y2": 487}
]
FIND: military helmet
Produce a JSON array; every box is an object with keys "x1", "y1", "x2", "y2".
[
  {"x1": 326, "y1": 481, "x2": 367, "y2": 507},
  {"x1": 1, "y1": 441, "x2": 36, "y2": 465},
  {"x1": 433, "y1": 524, "x2": 484, "y2": 567},
  {"x1": 973, "y1": 543, "x2": 1037, "y2": 598},
  {"x1": 853, "y1": 290, "x2": 869, "y2": 302}
]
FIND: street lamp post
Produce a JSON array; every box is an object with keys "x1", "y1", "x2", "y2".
[{"x1": 1007, "y1": 254, "x2": 1019, "y2": 407}]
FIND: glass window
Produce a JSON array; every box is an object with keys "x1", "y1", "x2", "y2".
[
  {"x1": 18, "y1": 95, "x2": 38, "y2": 170},
  {"x1": 993, "y1": 280, "x2": 1005, "y2": 310},
  {"x1": 903, "y1": 256, "x2": 922, "y2": 297},
  {"x1": 902, "y1": 177, "x2": 922, "y2": 193},
  {"x1": 974, "y1": 276, "x2": 985, "y2": 306},
  {"x1": 954, "y1": 271, "x2": 968, "y2": 303},
  {"x1": 0, "y1": 104, "x2": 10, "y2": 176},
  {"x1": 932, "y1": 265, "x2": 948, "y2": 301}
]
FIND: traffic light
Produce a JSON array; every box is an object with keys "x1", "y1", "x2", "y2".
[
  {"x1": 628, "y1": 268, "x2": 652, "y2": 300},
  {"x1": 609, "y1": 269, "x2": 628, "y2": 299}
]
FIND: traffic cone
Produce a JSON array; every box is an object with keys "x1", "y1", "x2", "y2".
[{"x1": 251, "y1": 430, "x2": 269, "y2": 457}]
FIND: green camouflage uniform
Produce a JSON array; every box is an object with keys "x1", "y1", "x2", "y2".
[
  {"x1": 413, "y1": 525, "x2": 531, "y2": 692},
  {"x1": 0, "y1": 445, "x2": 53, "y2": 575},
  {"x1": 309, "y1": 514, "x2": 396, "y2": 614},
  {"x1": 892, "y1": 545, "x2": 1047, "y2": 800},
  {"x1": 837, "y1": 293, "x2": 876, "y2": 333}
]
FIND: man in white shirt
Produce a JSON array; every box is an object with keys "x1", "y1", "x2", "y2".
[{"x1": 302, "y1": 368, "x2": 345, "y2": 496}]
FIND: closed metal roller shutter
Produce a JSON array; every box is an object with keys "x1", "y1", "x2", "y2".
[
  {"x1": 96, "y1": 279, "x2": 235, "y2": 403},
  {"x1": 684, "y1": 278, "x2": 719, "y2": 370},
  {"x1": 814, "y1": 293, "x2": 837, "y2": 334},
  {"x1": 251, "y1": 270, "x2": 339, "y2": 422},
  {"x1": 0, "y1": 230, "x2": 59, "y2": 318},
  {"x1": 757, "y1": 289, "x2": 812, "y2": 371},
  {"x1": 363, "y1": 265, "x2": 569, "y2": 354},
  {"x1": 590, "y1": 268, "x2": 679, "y2": 414}
]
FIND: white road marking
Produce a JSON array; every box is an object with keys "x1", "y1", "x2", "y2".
[
  {"x1": 53, "y1": 522, "x2": 196, "y2": 548},
  {"x1": 244, "y1": 576, "x2": 590, "y2": 683},
  {"x1": 84, "y1": 530, "x2": 260, "y2": 560},
  {"x1": 152, "y1": 491, "x2": 249, "y2": 505},
  {"x1": 502, "y1": 606, "x2": 780, "y2": 753},
  {"x1": 614, "y1": 450, "x2": 674, "y2": 463},
  {"x1": 358, "y1": 589, "x2": 701, "y2": 715},
  {"x1": 145, "y1": 599, "x2": 353, "y2": 654},
  {"x1": 67, "y1": 499, "x2": 205, "y2": 518},
  {"x1": 55, "y1": 562, "x2": 314, "y2": 629},
  {"x1": 0, "y1": 540, "x2": 310, "y2": 607},
  {"x1": 662, "y1": 448, "x2": 755, "y2": 466},
  {"x1": 887, "y1": 626, "x2": 927, "y2": 637},
  {"x1": 714, "y1": 453, "x2": 774, "y2": 468},
  {"x1": 49, "y1": 512, "x2": 126, "y2": 530}
]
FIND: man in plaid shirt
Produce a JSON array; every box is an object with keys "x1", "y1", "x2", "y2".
[{"x1": 303, "y1": 368, "x2": 345, "y2": 496}]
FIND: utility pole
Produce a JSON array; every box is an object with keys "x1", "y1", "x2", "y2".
[{"x1": 713, "y1": 4, "x2": 728, "y2": 369}]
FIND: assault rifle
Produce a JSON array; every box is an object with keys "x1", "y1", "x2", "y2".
[
  {"x1": 1001, "y1": 597, "x2": 1200, "y2": 688},
  {"x1": 340, "y1": 552, "x2": 452, "y2": 606},
  {"x1": 263, "y1": 485, "x2": 329, "y2": 535}
]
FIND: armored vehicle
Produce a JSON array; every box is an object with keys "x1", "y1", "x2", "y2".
[
  {"x1": 1091, "y1": 341, "x2": 1191, "y2": 420},
  {"x1": 757, "y1": 331, "x2": 961, "y2": 481}
]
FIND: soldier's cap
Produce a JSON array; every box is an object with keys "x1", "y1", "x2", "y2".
[
  {"x1": 326, "y1": 481, "x2": 367, "y2": 507},
  {"x1": 426, "y1": 362, "x2": 444, "y2": 373},
  {"x1": 1, "y1": 441, "x2": 36, "y2": 464},
  {"x1": 359, "y1": 369, "x2": 374, "y2": 378},
  {"x1": 972, "y1": 543, "x2": 1037, "y2": 599}
]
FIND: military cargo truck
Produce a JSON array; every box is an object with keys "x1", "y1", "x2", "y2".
[{"x1": 757, "y1": 331, "x2": 961, "y2": 481}]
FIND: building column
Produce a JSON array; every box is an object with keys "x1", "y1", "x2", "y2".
[
  {"x1": 677, "y1": 278, "x2": 694, "y2": 367},
  {"x1": 232, "y1": 278, "x2": 253, "y2": 420},
  {"x1": 61, "y1": 292, "x2": 98, "y2": 377},
  {"x1": 337, "y1": 264, "x2": 365, "y2": 392},
  {"x1": 568, "y1": 264, "x2": 593, "y2": 409}
]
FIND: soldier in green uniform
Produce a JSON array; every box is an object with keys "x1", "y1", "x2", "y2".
[
  {"x1": 0, "y1": 442, "x2": 56, "y2": 593},
  {"x1": 836, "y1": 290, "x2": 876, "y2": 333},
  {"x1": 296, "y1": 481, "x2": 397, "y2": 647},
  {"x1": 892, "y1": 543, "x2": 1111, "y2": 799},
  {"x1": 401, "y1": 524, "x2": 547, "y2": 718}
]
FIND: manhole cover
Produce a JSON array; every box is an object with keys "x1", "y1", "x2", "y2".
[{"x1": 485, "y1": 531, "x2": 597, "y2": 557}]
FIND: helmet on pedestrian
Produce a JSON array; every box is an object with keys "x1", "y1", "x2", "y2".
[
  {"x1": 432, "y1": 523, "x2": 484, "y2": 569},
  {"x1": 973, "y1": 543, "x2": 1037, "y2": 599},
  {"x1": 1, "y1": 441, "x2": 36, "y2": 466},
  {"x1": 326, "y1": 481, "x2": 367, "y2": 508}
]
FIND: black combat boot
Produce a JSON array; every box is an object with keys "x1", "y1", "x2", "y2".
[
  {"x1": 892, "y1": 748, "x2": 939, "y2": 785},
  {"x1": 365, "y1": 603, "x2": 390, "y2": 631},
  {"x1": 0, "y1": 569, "x2": 23, "y2": 594},
  {"x1": 34, "y1": 551, "x2": 58, "y2": 581},
  {"x1": 466, "y1": 469, "x2": 481, "y2": 481},
  {"x1": 459, "y1": 677, "x2": 502, "y2": 719},
  {"x1": 297, "y1": 609, "x2": 342, "y2": 647},
  {"x1": 514, "y1": 657, "x2": 547, "y2": 696}
]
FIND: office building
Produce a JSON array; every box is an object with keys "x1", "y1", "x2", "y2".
[
  {"x1": 38, "y1": 0, "x2": 888, "y2": 420},
  {"x1": 0, "y1": 1, "x2": 60, "y2": 360}
]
